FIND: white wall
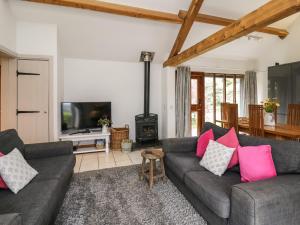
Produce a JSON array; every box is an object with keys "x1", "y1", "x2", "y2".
[
  {"x1": 256, "y1": 71, "x2": 268, "y2": 103},
  {"x1": 189, "y1": 57, "x2": 256, "y2": 74},
  {"x1": 64, "y1": 57, "x2": 254, "y2": 140},
  {"x1": 161, "y1": 67, "x2": 176, "y2": 139},
  {"x1": 16, "y1": 21, "x2": 58, "y2": 141},
  {"x1": 0, "y1": 0, "x2": 16, "y2": 51},
  {"x1": 63, "y1": 58, "x2": 162, "y2": 140}
]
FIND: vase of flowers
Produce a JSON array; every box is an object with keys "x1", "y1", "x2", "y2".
[
  {"x1": 98, "y1": 118, "x2": 111, "y2": 133},
  {"x1": 262, "y1": 98, "x2": 280, "y2": 126}
]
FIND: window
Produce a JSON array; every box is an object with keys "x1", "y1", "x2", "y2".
[
  {"x1": 191, "y1": 78, "x2": 198, "y2": 136},
  {"x1": 204, "y1": 74, "x2": 243, "y2": 124}
]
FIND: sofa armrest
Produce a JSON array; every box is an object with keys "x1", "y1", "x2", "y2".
[
  {"x1": 24, "y1": 141, "x2": 73, "y2": 160},
  {"x1": 230, "y1": 175, "x2": 300, "y2": 225},
  {"x1": 0, "y1": 214, "x2": 22, "y2": 225},
  {"x1": 162, "y1": 137, "x2": 198, "y2": 154}
]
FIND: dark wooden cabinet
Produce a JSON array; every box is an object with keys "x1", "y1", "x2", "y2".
[
  {"x1": 291, "y1": 62, "x2": 300, "y2": 104},
  {"x1": 268, "y1": 61, "x2": 300, "y2": 123}
]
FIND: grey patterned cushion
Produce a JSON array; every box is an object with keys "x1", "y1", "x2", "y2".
[
  {"x1": 0, "y1": 148, "x2": 38, "y2": 194},
  {"x1": 200, "y1": 140, "x2": 235, "y2": 176}
]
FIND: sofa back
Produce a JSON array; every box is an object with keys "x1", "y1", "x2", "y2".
[
  {"x1": 202, "y1": 122, "x2": 300, "y2": 174},
  {"x1": 0, "y1": 129, "x2": 25, "y2": 155}
]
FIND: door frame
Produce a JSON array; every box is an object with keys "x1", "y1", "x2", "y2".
[
  {"x1": 191, "y1": 72, "x2": 205, "y2": 136},
  {"x1": 0, "y1": 57, "x2": 17, "y2": 131},
  {"x1": 18, "y1": 55, "x2": 54, "y2": 142},
  {"x1": 0, "y1": 45, "x2": 17, "y2": 131}
]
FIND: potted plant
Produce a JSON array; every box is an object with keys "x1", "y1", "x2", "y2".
[
  {"x1": 121, "y1": 139, "x2": 133, "y2": 152},
  {"x1": 98, "y1": 118, "x2": 111, "y2": 133},
  {"x1": 261, "y1": 98, "x2": 280, "y2": 126}
]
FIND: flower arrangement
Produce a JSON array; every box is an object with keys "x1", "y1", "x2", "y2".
[
  {"x1": 97, "y1": 118, "x2": 111, "y2": 127},
  {"x1": 261, "y1": 98, "x2": 280, "y2": 113}
]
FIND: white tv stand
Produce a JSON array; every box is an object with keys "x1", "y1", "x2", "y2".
[{"x1": 59, "y1": 131, "x2": 111, "y2": 154}]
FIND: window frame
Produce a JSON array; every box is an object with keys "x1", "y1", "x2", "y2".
[{"x1": 191, "y1": 72, "x2": 205, "y2": 136}]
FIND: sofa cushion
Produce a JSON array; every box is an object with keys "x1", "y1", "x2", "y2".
[
  {"x1": 238, "y1": 145, "x2": 277, "y2": 182},
  {"x1": 0, "y1": 130, "x2": 25, "y2": 156},
  {"x1": 184, "y1": 170, "x2": 241, "y2": 218},
  {"x1": 164, "y1": 152, "x2": 206, "y2": 181},
  {"x1": 0, "y1": 179, "x2": 61, "y2": 225},
  {"x1": 217, "y1": 127, "x2": 240, "y2": 168},
  {"x1": 238, "y1": 134, "x2": 300, "y2": 174},
  {"x1": 0, "y1": 152, "x2": 8, "y2": 189},
  {"x1": 202, "y1": 122, "x2": 228, "y2": 139},
  {"x1": 28, "y1": 155, "x2": 75, "y2": 182},
  {"x1": 196, "y1": 129, "x2": 214, "y2": 157},
  {"x1": 200, "y1": 140, "x2": 235, "y2": 176},
  {"x1": 0, "y1": 148, "x2": 38, "y2": 194},
  {"x1": 202, "y1": 122, "x2": 300, "y2": 174}
]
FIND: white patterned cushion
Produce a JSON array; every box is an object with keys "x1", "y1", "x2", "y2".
[
  {"x1": 0, "y1": 148, "x2": 38, "y2": 194},
  {"x1": 200, "y1": 140, "x2": 235, "y2": 176}
]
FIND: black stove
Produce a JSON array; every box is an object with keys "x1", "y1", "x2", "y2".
[{"x1": 135, "y1": 52, "x2": 158, "y2": 143}]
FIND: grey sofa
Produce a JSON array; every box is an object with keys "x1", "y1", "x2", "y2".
[
  {"x1": 162, "y1": 122, "x2": 300, "y2": 225},
  {"x1": 0, "y1": 129, "x2": 75, "y2": 225}
]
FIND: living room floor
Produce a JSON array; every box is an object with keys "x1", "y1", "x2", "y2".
[{"x1": 74, "y1": 150, "x2": 144, "y2": 173}]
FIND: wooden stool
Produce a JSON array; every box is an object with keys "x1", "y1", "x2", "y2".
[{"x1": 140, "y1": 149, "x2": 165, "y2": 189}]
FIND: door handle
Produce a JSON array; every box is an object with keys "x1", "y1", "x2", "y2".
[
  {"x1": 17, "y1": 71, "x2": 40, "y2": 76},
  {"x1": 16, "y1": 110, "x2": 40, "y2": 115}
]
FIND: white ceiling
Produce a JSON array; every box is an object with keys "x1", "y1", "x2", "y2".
[{"x1": 10, "y1": 0, "x2": 300, "y2": 64}]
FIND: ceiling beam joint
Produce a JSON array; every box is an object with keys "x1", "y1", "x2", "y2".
[
  {"x1": 178, "y1": 10, "x2": 289, "y2": 39},
  {"x1": 168, "y1": 0, "x2": 204, "y2": 58}
]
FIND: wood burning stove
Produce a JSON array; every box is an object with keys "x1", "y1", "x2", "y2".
[{"x1": 135, "y1": 52, "x2": 158, "y2": 143}]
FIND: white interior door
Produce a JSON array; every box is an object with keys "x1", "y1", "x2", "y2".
[{"x1": 17, "y1": 59, "x2": 49, "y2": 144}]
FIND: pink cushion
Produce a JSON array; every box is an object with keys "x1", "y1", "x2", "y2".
[
  {"x1": 238, "y1": 145, "x2": 277, "y2": 182},
  {"x1": 0, "y1": 152, "x2": 8, "y2": 189},
  {"x1": 217, "y1": 128, "x2": 239, "y2": 168},
  {"x1": 196, "y1": 129, "x2": 214, "y2": 157}
]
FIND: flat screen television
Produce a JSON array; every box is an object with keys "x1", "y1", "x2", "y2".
[{"x1": 61, "y1": 102, "x2": 111, "y2": 134}]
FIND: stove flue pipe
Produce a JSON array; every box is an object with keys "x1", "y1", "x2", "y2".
[{"x1": 139, "y1": 51, "x2": 154, "y2": 117}]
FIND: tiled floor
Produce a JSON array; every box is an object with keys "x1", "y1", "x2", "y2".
[{"x1": 74, "y1": 149, "x2": 146, "y2": 173}]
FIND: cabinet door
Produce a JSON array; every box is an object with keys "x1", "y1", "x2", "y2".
[
  {"x1": 268, "y1": 64, "x2": 292, "y2": 123},
  {"x1": 292, "y1": 62, "x2": 300, "y2": 104}
]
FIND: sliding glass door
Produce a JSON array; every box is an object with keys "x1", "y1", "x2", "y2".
[
  {"x1": 205, "y1": 74, "x2": 243, "y2": 126},
  {"x1": 191, "y1": 73, "x2": 243, "y2": 136}
]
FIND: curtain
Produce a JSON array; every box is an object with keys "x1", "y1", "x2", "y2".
[
  {"x1": 175, "y1": 66, "x2": 191, "y2": 138},
  {"x1": 241, "y1": 71, "x2": 258, "y2": 117}
]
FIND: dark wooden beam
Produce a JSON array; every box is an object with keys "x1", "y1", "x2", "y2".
[
  {"x1": 164, "y1": 0, "x2": 300, "y2": 67},
  {"x1": 169, "y1": 0, "x2": 204, "y2": 58},
  {"x1": 178, "y1": 10, "x2": 289, "y2": 39}
]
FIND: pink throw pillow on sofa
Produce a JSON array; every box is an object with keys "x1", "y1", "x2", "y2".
[
  {"x1": 217, "y1": 128, "x2": 239, "y2": 168},
  {"x1": 0, "y1": 152, "x2": 8, "y2": 189},
  {"x1": 196, "y1": 129, "x2": 214, "y2": 157},
  {"x1": 238, "y1": 145, "x2": 277, "y2": 182}
]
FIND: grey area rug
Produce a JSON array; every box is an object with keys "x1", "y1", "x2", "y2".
[{"x1": 55, "y1": 165, "x2": 207, "y2": 225}]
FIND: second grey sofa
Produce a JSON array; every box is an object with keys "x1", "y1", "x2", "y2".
[
  {"x1": 162, "y1": 122, "x2": 300, "y2": 225},
  {"x1": 0, "y1": 129, "x2": 75, "y2": 225}
]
